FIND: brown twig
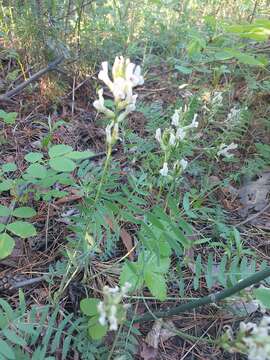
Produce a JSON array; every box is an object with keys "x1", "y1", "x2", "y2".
[
  {"x1": 234, "y1": 203, "x2": 270, "y2": 227},
  {"x1": 0, "y1": 56, "x2": 65, "y2": 102}
]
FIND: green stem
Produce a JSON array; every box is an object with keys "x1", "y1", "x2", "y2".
[
  {"x1": 133, "y1": 266, "x2": 270, "y2": 323},
  {"x1": 94, "y1": 144, "x2": 112, "y2": 204},
  {"x1": 164, "y1": 180, "x2": 175, "y2": 211}
]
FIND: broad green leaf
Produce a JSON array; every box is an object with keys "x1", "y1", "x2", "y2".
[
  {"x1": 144, "y1": 272, "x2": 167, "y2": 301},
  {"x1": 224, "y1": 48, "x2": 265, "y2": 67},
  {"x1": 0, "y1": 205, "x2": 11, "y2": 217},
  {"x1": 56, "y1": 174, "x2": 74, "y2": 186},
  {"x1": 65, "y1": 150, "x2": 94, "y2": 160},
  {"x1": 174, "y1": 65, "x2": 192, "y2": 74},
  {"x1": 254, "y1": 286, "x2": 270, "y2": 308},
  {"x1": 49, "y1": 157, "x2": 76, "y2": 172},
  {"x1": 2, "y1": 163, "x2": 17, "y2": 173},
  {"x1": 120, "y1": 262, "x2": 143, "y2": 291},
  {"x1": 42, "y1": 190, "x2": 68, "y2": 201},
  {"x1": 0, "y1": 224, "x2": 5, "y2": 232},
  {"x1": 236, "y1": 53, "x2": 264, "y2": 66},
  {"x1": 0, "y1": 110, "x2": 17, "y2": 125},
  {"x1": 0, "y1": 233, "x2": 15, "y2": 260},
  {"x1": 12, "y1": 207, "x2": 36, "y2": 218},
  {"x1": 214, "y1": 51, "x2": 234, "y2": 61},
  {"x1": 39, "y1": 175, "x2": 59, "y2": 187},
  {"x1": 0, "y1": 179, "x2": 13, "y2": 192},
  {"x1": 88, "y1": 319, "x2": 107, "y2": 340},
  {"x1": 0, "y1": 313, "x2": 8, "y2": 330},
  {"x1": 24, "y1": 152, "x2": 43, "y2": 163},
  {"x1": 26, "y1": 164, "x2": 47, "y2": 179},
  {"x1": 80, "y1": 298, "x2": 99, "y2": 316},
  {"x1": 2, "y1": 329, "x2": 27, "y2": 346},
  {"x1": 48, "y1": 144, "x2": 73, "y2": 158},
  {"x1": 227, "y1": 22, "x2": 270, "y2": 41},
  {"x1": 147, "y1": 212, "x2": 165, "y2": 230},
  {"x1": 6, "y1": 221, "x2": 36, "y2": 238},
  {"x1": 183, "y1": 192, "x2": 198, "y2": 219},
  {"x1": 205, "y1": 253, "x2": 214, "y2": 289},
  {"x1": 0, "y1": 338, "x2": 15, "y2": 359},
  {"x1": 146, "y1": 254, "x2": 170, "y2": 274}
]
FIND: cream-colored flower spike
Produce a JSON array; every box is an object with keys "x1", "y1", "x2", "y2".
[
  {"x1": 94, "y1": 57, "x2": 144, "y2": 146},
  {"x1": 98, "y1": 62, "x2": 114, "y2": 91},
  {"x1": 217, "y1": 142, "x2": 238, "y2": 158},
  {"x1": 97, "y1": 56, "x2": 144, "y2": 105},
  {"x1": 160, "y1": 162, "x2": 169, "y2": 177},
  {"x1": 93, "y1": 89, "x2": 114, "y2": 118}
]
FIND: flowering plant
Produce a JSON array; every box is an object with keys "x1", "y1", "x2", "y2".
[
  {"x1": 93, "y1": 56, "x2": 144, "y2": 146},
  {"x1": 221, "y1": 316, "x2": 270, "y2": 360},
  {"x1": 80, "y1": 283, "x2": 131, "y2": 340},
  {"x1": 92, "y1": 56, "x2": 144, "y2": 202},
  {"x1": 97, "y1": 282, "x2": 131, "y2": 331},
  {"x1": 155, "y1": 105, "x2": 198, "y2": 178},
  {"x1": 217, "y1": 142, "x2": 238, "y2": 159}
]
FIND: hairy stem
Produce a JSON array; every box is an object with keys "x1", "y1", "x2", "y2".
[
  {"x1": 94, "y1": 145, "x2": 112, "y2": 204},
  {"x1": 133, "y1": 266, "x2": 270, "y2": 323}
]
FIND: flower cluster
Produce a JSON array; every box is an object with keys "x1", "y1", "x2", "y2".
[
  {"x1": 222, "y1": 317, "x2": 270, "y2": 360},
  {"x1": 211, "y1": 91, "x2": 223, "y2": 107},
  {"x1": 97, "y1": 282, "x2": 131, "y2": 331},
  {"x1": 217, "y1": 142, "x2": 238, "y2": 159},
  {"x1": 155, "y1": 106, "x2": 198, "y2": 177},
  {"x1": 93, "y1": 56, "x2": 144, "y2": 146},
  {"x1": 202, "y1": 91, "x2": 224, "y2": 119},
  {"x1": 226, "y1": 106, "x2": 241, "y2": 125}
]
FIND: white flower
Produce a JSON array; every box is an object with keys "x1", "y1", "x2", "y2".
[
  {"x1": 106, "y1": 286, "x2": 119, "y2": 295},
  {"x1": 180, "y1": 158, "x2": 188, "y2": 170},
  {"x1": 112, "y1": 56, "x2": 126, "y2": 80},
  {"x1": 105, "y1": 122, "x2": 114, "y2": 145},
  {"x1": 171, "y1": 108, "x2": 181, "y2": 127},
  {"x1": 98, "y1": 62, "x2": 114, "y2": 91},
  {"x1": 239, "y1": 317, "x2": 270, "y2": 360},
  {"x1": 190, "y1": 113, "x2": 199, "y2": 128},
  {"x1": 226, "y1": 106, "x2": 241, "y2": 123},
  {"x1": 105, "y1": 122, "x2": 120, "y2": 145},
  {"x1": 176, "y1": 127, "x2": 186, "y2": 141},
  {"x1": 112, "y1": 77, "x2": 129, "y2": 101},
  {"x1": 169, "y1": 132, "x2": 176, "y2": 146},
  {"x1": 108, "y1": 305, "x2": 118, "y2": 331},
  {"x1": 212, "y1": 91, "x2": 223, "y2": 106},
  {"x1": 217, "y1": 143, "x2": 238, "y2": 158},
  {"x1": 183, "y1": 113, "x2": 199, "y2": 130},
  {"x1": 112, "y1": 122, "x2": 119, "y2": 141},
  {"x1": 117, "y1": 97, "x2": 137, "y2": 122},
  {"x1": 126, "y1": 62, "x2": 144, "y2": 86},
  {"x1": 121, "y1": 282, "x2": 131, "y2": 295},
  {"x1": 155, "y1": 128, "x2": 162, "y2": 143},
  {"x1": 98, "y1": 56, "x2": 144, "y2": 105},
  {"x1": 97, "y1": 301, "x2": 107, "y2": 326},
  {"x1": 159, "y1": 162, "x2": 169, "y2": 177},
  {"x1": 93, "y1": 89, "x2": 115, "y2": 118}
]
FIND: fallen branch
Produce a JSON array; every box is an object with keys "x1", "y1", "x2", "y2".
[
  {"x1": 0, "y1": 56, "x2": 65, "y2": 102},
  {"x1": 133, "y1": 266, "x2": 270, "y2": 323}
]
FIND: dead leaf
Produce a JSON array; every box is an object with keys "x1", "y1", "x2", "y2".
[
  {"x1": 160, "y1": 320, "x2": 178, "y2": 342},
  {"x1": 140, "y1": 343, "x2": 158, "y2": 360},
  {"x1": 106, "y1": 217, "x2": 134, "y2": 260},
  {"x1": 141, "y1": 319, "x2": 178, "y2": 359},
  {"x1": 238, "y1": 172, "x2": 270, "y2": 217},
  {"x1": 225, "y1": 300, "x2": 259, "y2": 316},
  {"x1": 145, "y1": 319, "x2": 163, "y2": 348}
]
